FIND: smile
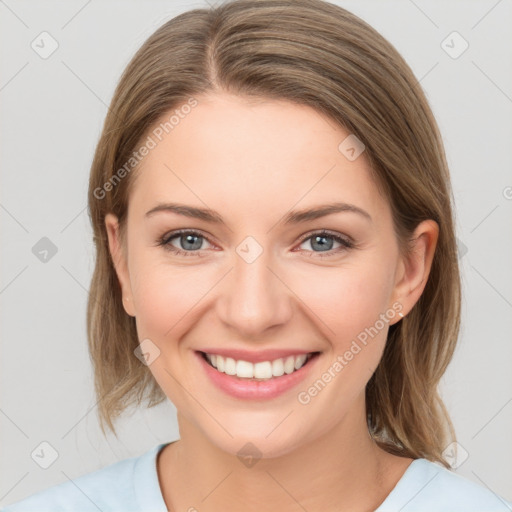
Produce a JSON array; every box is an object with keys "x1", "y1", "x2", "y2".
[
  {"x1": 196, "y1": 349, "x2": 321, "y2": 400},
  {"x1": 202, "y1": 352, "x2": 315, "y2": 380}
]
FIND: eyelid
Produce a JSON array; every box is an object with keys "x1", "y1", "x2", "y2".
[
  {"x1": 296, "y1": 229, "x2": 354, "y2": 245},
  {"x1": 160, "y1": 228, "x2": 217, "y2": 250},
  {"x1": 158, "y1": 228, "x2": 354, "y2": 257}
]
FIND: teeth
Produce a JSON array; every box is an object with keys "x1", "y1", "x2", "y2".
[
  {"x1": 294, "y1": 354, "x2": 307, "y2": 369},
  {"x1": 225, "y1": 357, "x2": 236, "y2": 375},
  {"x1": 284, "y1": 356, "x2": 295, "y2": 374},
  {"x1": 204, "y1": 352, "x2": 312, "y2": 380},
  {"x1": 254, "y1": 361, "x2": 272, "y2": 379},
  {"x1": 272, "y1": 358, "x2": 284, "y2": 377},
  {"x1": 236, "y1": 360, "x2": 254, "y2": 378}
]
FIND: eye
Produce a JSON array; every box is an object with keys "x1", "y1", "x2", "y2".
[
  {"x1": 296, "y1": 230, "x2": 354, "y2": 258},
  {"x1": 157, "y1": 229, "x2": 213, "y2": 257},
  {"x1": 157, "y1": 229, "x2": 354, "y2": 258}
]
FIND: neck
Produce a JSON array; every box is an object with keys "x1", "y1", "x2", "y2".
[{"x1": 158, "y1": 399, "x2": 406, "y2": 512}]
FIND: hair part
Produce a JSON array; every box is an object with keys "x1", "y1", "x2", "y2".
[{"x1": 87, "y1": 0, "x2": 460, "y2": 468}]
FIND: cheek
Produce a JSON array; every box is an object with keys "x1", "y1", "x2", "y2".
[
  {"x1": 128, "y1": 260, "x2": 209, "y2": 402},
  {"x1": 291, "y1": 262, "x2": 397, "y2": 421},
  {"x1": 130, "y1": 262, "x2": 206, "y2": 337},
  {"x1": 294, "y1": 258, "x2": 396, "y2": 347}
]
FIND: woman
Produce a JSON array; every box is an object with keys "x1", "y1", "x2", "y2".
[{"x1": 3, "y1": 0, "x2": 511, "y2": 510}]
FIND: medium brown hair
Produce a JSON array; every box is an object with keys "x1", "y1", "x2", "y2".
[{"x1": 87, "y1": 0, "x2": 461, "y2": 468}]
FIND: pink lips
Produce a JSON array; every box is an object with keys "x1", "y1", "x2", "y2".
[{"x1": 195, "y1": 350, "x2": 320, "y2": 400}]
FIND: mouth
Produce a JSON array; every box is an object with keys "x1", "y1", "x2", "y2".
[{"x1": 198, "y1": 350, "x2": 321, "y2": 381}]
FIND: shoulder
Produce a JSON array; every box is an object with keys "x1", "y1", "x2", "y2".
[
  {"x1": 1, "y1": 456, "x2": 138, "y2": 512},
  {"x1": 378, "y1": 458, "x2": 512, "y2": 512},
  {"x1": 1, "y1": 443, "x2": 168, "y2": 512}
]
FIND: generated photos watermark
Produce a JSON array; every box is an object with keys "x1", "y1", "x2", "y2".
[
  {"x1": 297, "y1": 301, "x2": 403, "y2": 405},
  {"x1": 93, "y1": 97, "x2": 198, "y2": 200}
]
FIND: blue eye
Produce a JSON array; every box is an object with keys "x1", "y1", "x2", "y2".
[
  {"x1": 157, "y1": 229, "x2": 354, "y2": 258},
  {"x1": 297, "y1": 230, "x2": 353, "y2": 257},
  {"x1": 158, "y1": 230, "x2": 212, "y2": 257}
]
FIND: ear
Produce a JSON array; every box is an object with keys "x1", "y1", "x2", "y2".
[
  {"x1": 105, "y1": 213, "x2": 136, "y2": 317},
  {"x1": 389, "y1": 219, "x2": 439, "y2": 323}
]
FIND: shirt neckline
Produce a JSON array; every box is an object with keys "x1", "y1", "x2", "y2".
[
  {"x1": 134, "y1": 442, "x2": 172, "y2": 511},
  {"x1": 374, "y1": 458, "x2": 428, "y2": 510},
  {"x1": 138, "y1": 441, "x2": 427, "y2": 512}
]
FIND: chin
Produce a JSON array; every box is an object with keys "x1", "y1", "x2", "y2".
[
  {"x1": 213, "y1": 433, "x2": 304, "y2": 462},
  {"x1": 200, "y1": 411, "x2": 318, "y2": 461}
]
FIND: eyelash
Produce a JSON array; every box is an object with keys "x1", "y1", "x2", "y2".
[{"x1": 156, "y1": 229, "x2": 354, "y2": 258}]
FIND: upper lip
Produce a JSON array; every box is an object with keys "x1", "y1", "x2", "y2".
[{"x1": 197, "y1": 348, "x2": 319, "y2": 363}]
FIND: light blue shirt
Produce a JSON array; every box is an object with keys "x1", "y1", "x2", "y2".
[{"x1": 2, "y1": 442, "x2": 511, "y2": 511}]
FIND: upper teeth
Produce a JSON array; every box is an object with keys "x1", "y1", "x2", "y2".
[{"x1": 205, "y1": 353, "x2": 310, "y2": 380}]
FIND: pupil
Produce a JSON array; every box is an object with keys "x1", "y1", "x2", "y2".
[
  {"x1": 312, "y1": 235, "x2": 332, "y2": 252},
  {"x1": 183, "y1": 234, "x2": 202, "y2": 250}
]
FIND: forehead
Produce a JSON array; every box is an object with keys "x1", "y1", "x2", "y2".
[{"x1": 128, "y1": 92, "x2": 389, "y2": 223}]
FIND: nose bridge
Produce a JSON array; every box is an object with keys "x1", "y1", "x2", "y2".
[{"x1": 217, "y1": 236, "x2": 291, "y2": 336}]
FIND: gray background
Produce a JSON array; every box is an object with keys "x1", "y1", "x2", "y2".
[{"x1": 1, "y1": 0, "x2": 511, "y2": 506}]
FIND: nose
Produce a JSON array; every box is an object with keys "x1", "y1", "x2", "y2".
[{"x1": 216, "y1": 243, "x2": 293, "y2": 339}]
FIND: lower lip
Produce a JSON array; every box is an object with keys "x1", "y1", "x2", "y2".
[{"x1": 195, "y1": 351, "x2": 320, "y2": 400}]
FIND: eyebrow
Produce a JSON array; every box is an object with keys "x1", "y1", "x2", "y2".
[{"x1": 145, "y1": 201, "x2": 372, "y2": 224}]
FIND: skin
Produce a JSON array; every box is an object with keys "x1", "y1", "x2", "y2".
[{"x1": 105, "y1": 91, "x2": 438, "y2": 512}]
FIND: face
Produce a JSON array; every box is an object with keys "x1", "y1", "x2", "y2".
[{"x1": 106, "y1": 91, "x2": 436, "y2": 459}]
